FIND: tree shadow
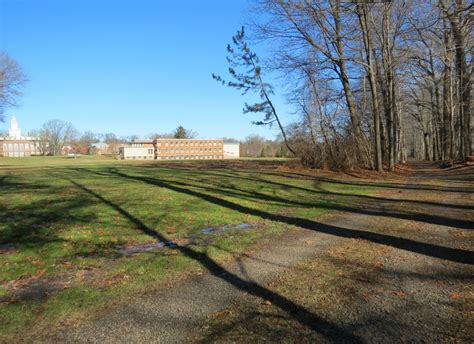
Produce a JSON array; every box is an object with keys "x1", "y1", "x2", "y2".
[
  {"x1": 196, "y1": 241, "x2": 474, "y2": 342},
  {"x1": 99, "y1": 168, "x2": 472, "y2": 265},
  {"x1": 0, "y1": 191, "x2": 96, "y2": 247},
  {"x1": 173, "y1": 172, "x2": 474, "y2": 229},
  {"x1": 97, "y1": 165, "x2": 473, "y2": 230},
  {"x1": 0, "y1": 174, "x2": 51, "y2": 192},
  {"x1": 67, "y1": 177, "x2": 364, "y2": 342},
  {"x1": 133, "y1": 165, "x2": 474, "y2": 211},
  {"x1": 258, "y1": 170, "x2": 474, "y2": 194},
  {"x1": 211, "y1": 169, "x2": 474, "y2": 210}
]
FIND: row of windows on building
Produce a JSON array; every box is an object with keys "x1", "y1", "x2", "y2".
[
  {"x1": 4, "y1": 152, "x2": 28, "y2": 157},
  {"x1": 2, "y1": 143, "x2": 37, "y2": 151},
  {"x1": 161, "y1": 141, "x2": 222, "y2": 147},
  {"x1": 161, "y1": 155, "x2": 223, "y2": 160},
  {"x1": 157, "y1": 147, "x2": 223, "y2": 154},
  {"x1": 127, "y1": 155, "x2": 224, "y2": 160}
]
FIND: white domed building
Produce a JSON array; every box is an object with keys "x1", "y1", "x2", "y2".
[{"x1": 0, "y1": 116, "x2": 41, "y2": 157}]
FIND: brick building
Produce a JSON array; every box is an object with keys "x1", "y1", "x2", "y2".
[
  {"x1": 0, "y1": 116, "x2": 41, "y2": 157},
  {"x1": 118, "y1": 138, "x2": 237, "y2": 160},
  {"x1": 154, "y1": 139, "x2": 224, "y2": 160}
]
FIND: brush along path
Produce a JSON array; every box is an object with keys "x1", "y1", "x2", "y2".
[{"x1": 59, "y1": 162, "x2": 473, "y2": 343}]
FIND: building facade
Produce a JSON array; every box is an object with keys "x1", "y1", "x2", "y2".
[
  {"x1": 89, "y1": 142, "x2": 110, "y2": 155},
  {"x1": 118, "y1": 138, "x2": 240, "y2": 160},
  {"x1": 0, "y1": 117, "x2": 41, "y2": 157},
  {"x1": 154, "y1": 139, "x2": 224, "y2": 160},
  {"x1": 118, "y1": 140, "x2": 155, "y2": 160},
  {"x1": 223, "y1": 141, "x2": 240, "y2": 159}
]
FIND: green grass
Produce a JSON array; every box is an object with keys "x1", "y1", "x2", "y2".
[{"x1": 0, "y1": 156, "x2": 376, "y2": 340}]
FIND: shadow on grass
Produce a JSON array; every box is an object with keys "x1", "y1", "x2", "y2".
[
  {"x1": 67, "y1": 178, "x2": 362, "y2": 342},
  {"x1": 137, "y1": 160, "x2": 474, "y2": 193},
  {"x1": 196, "y1": 168, "x2": 474, "y2": 211},
  {"x1": 72, "y1": 166, "x2": 474, "y2": 230},
  {"x1": 173, "y1": 173, "x2": 474, "y2": 229},
  {"x1": 99, "y1": 168, "x2": 472, "y2": 265},
  {"x1": 0, "y1": 194, "x2": 96, "y2": 247}
]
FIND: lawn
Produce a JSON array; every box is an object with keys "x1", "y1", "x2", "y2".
[{"x1": 0, "y1": 156, "x2": 376, "y2": 340}]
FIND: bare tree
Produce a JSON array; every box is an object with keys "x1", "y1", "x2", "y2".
[
  {"x1": 210, "y1": 0, "x2": 472, "y2": 169},
  {"x1": 39, "y1": 119, "x2": 77, "y2": 155},
  {"x1": 439, "y1": 0, "x2": 473, "y2": 157},
  {"x1": 0, "y1": 52, "x2": 27, "y2": 120},
  {"x1": 104, "y1": 133, "x2": 124, "y2": 154},
  {"x1": 70, "y1": 131, "x2": 99, "y2": 155},
  {"x1": 355, "y1": 1, "x2": 383, "y2": 171}
]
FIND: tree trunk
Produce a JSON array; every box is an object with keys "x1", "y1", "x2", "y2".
[
  {"x1": 356, "y1": 3, "x2": 383, "y2": 171},
  {"x1": 440, "y1": 0, "x2": 472, "y2": 157},
  {"x1": 381, "y1": 2, "x2": 395, "y2": 170},
  {"x1": 332, "y1": 0, "x2": 363, "y2": 144}
]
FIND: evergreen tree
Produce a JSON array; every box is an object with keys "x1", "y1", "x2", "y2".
[
  {"x1": 213, "y1": 27, "x2": 295, "y2": 155},
  {"x1": 174, "y1": 126, "x2": 187, "y2": 139},
  {"x1": 173, "y1": 126, "x2": 196, "y2": 139}
]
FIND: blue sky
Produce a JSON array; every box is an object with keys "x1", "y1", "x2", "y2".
[{"x1": 0, "y1": 0, "x2": 293, "y2": 140}]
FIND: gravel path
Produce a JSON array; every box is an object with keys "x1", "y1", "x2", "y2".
[
  {"x1": 57, "y1": 162, "x2": 473, "y2": 343},
  {"x1": 58, "y1": 228, "x2": 343, "y2": 343}
]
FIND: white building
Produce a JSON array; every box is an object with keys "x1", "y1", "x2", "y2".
[
  {"x1": 118, "y1": 140, "x2": 155, "y2": 160},
  {"x1": 223, "y1": 141, "x2": 240, "y2": 159},
  {"x1": 0, "y1": 116, "x2": 41, "y2": 157}
]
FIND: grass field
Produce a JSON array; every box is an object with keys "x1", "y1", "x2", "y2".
[{"x1": 0, "y1": 156, "x2": 377, "y2": 340}]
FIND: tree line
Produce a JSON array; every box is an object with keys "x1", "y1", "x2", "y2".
[
  {"x1": 215, "y1": 0, "x2": 472, "y2": 170},
  {"x1": 24, "y1": 122, "x2": 200, "y2": 156},
  {"x1": 240, "y1": 135, "x2": 289, "y2": 158}
]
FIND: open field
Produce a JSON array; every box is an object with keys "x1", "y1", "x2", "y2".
[{"x1": 0, "y1": 156, "x2": 383, "y2": 340}]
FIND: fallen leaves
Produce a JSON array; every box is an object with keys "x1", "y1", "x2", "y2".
[
  {"x1": 213, "y1": 309, "x2": 233, "y2": 317},
  {"x1": 99, "y1": 273, "x2": 130, "y2": 287},
  {"x1": 34, "y1": 269, "x2": 47, "y2": 279},
  {"x1": 31, "y1": 260, "x2": 46, "y2": 267}
]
